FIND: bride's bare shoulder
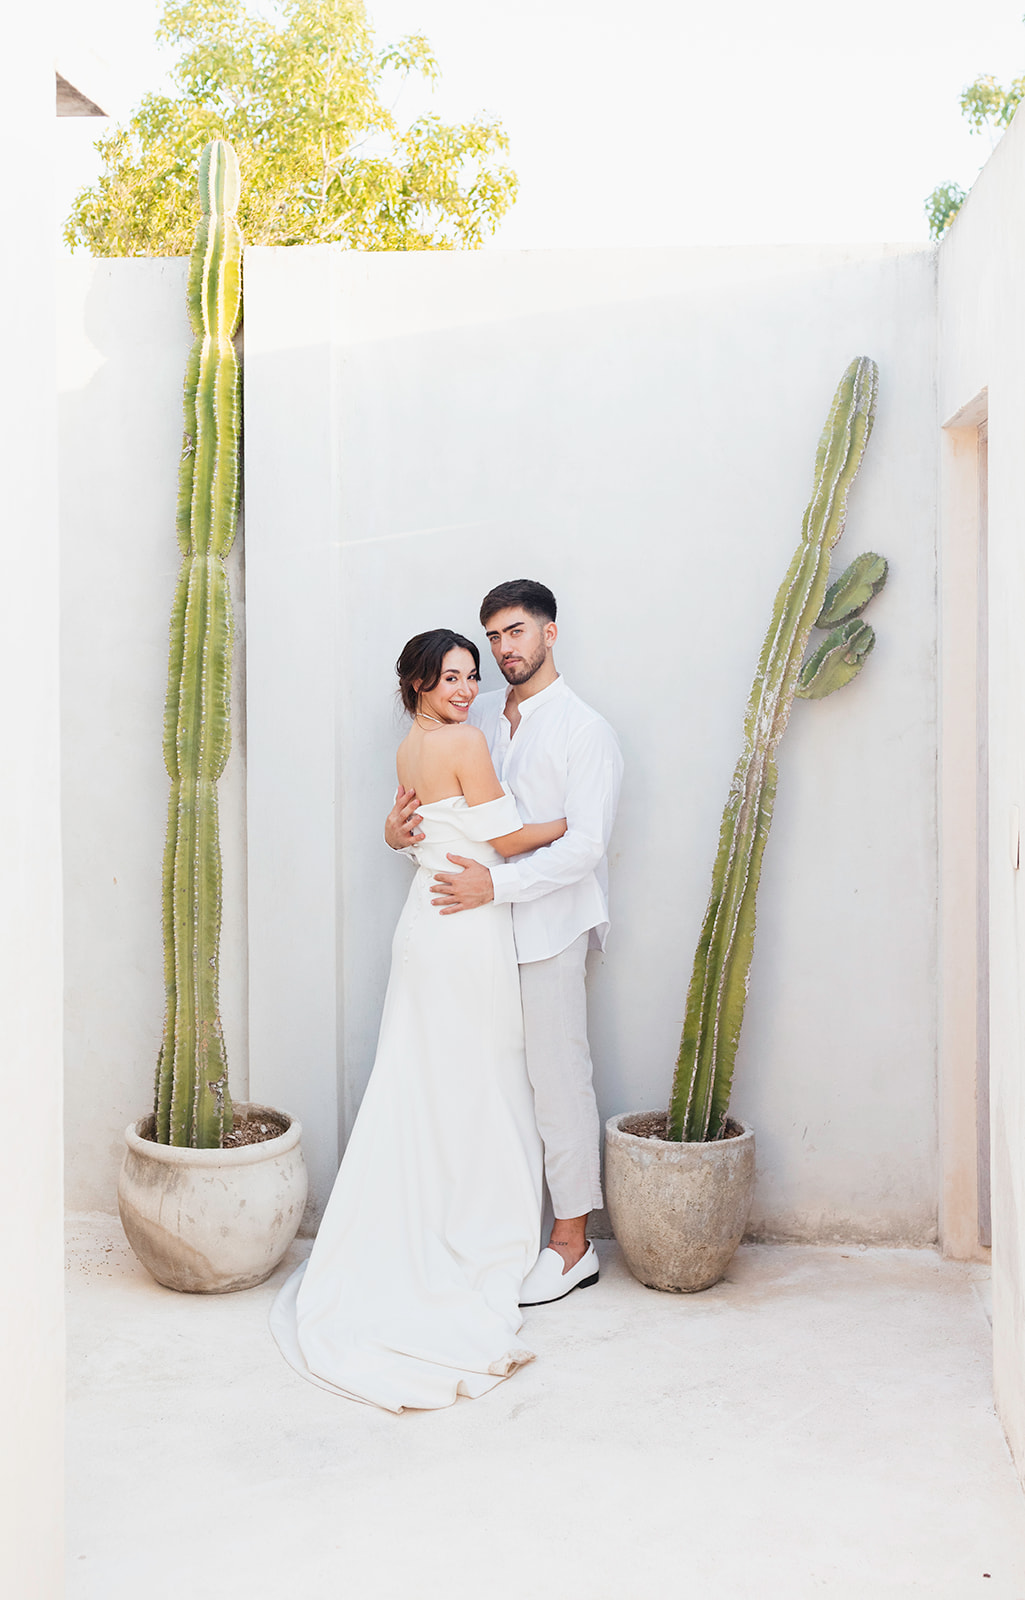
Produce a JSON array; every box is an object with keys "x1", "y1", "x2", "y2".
[
  {"x1": 424, "y1": 725, "x2": 492, "y2": 784},
  {"x1": 421, "y1": 723, "x2": 488, "y2": 751},
  {"x1": 400, "y1": 722, "x2": 486, "y2": 781}
]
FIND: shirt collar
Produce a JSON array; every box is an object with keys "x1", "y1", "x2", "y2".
[{"x1": 507, "y1": 673, "x2": 566, "y2": 723}]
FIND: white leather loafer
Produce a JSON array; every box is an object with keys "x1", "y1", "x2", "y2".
[{"x1": 519, "y1": 1243, "x2": 599, "y2": 1306}]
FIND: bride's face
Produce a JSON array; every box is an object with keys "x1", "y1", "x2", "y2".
[{"x1": 418, "y1": 648, "x2": 480, "y2": 724}]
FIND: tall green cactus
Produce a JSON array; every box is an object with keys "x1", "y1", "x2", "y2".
[
  {"x1": 155, "y1": 141, "x2": 242, "y2": 1147},
  {"x1": 668, "y1": 358, "x2": 887, "y2": 1143}
]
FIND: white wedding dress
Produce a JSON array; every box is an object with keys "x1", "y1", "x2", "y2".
[{"x1": 270, "y1": 789, "x2": 543, "y2": 1412}]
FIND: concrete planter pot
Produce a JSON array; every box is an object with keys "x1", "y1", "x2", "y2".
[
  {"x1": 605, "y1": 1112, "x2": 755, "y2": 1293},
  {"x1": 118, "y1": 1101, "x2": 307, "y2": 1294}
]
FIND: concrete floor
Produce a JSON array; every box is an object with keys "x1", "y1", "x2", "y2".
[{"x1": 67, "y1": 1215, "x2": 1025, "y2": 1600}]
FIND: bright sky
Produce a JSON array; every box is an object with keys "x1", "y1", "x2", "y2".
[{"x1": 54, "y1": 0, "x2": 1025, "y2": 250}]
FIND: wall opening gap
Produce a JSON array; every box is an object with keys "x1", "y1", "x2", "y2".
[
  {"x1": 976, "y1": 417, "x2": 991, "y2": 1248},
  {"x1": 939, "y1": 387, "x2": 990, "y2": 1259}
]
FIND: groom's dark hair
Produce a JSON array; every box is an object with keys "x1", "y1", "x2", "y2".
[{"x1": 479, "y1": 579, "x2": 557, "y2": 628}]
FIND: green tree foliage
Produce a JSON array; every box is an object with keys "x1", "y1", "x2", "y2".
[
  {"x1": 65, "y1": 0, "x2": 517, "y2": 255},
  {"x1": 925, "y1": 181, "x2": 968, "y2": 242},
  {"x1": 925, "y1": 58, "x2": 1025, "y2": 240},
  {"x1": 960, "y1": 71, "x2": 1025, "y2": 133}
]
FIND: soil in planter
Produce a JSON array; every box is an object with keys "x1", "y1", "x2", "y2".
[
  {"x1": 139, "y1": 1111, "x2": 289, "y2": 1148},
  {"x1": 222, "y1": 1111, "x2": 289, "y2": 1148},
  {"x1": 626, "y1": 1111, "x2": 744, "y2": 1142}
]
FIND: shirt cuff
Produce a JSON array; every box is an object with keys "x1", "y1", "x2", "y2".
[{"x1": 488, "y1": 861, "x2": 519, "y2": 905}]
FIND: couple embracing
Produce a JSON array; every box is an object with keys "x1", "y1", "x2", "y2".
[{"x1": 271, "y1": 580, "x2": 623, "y2": 1412}]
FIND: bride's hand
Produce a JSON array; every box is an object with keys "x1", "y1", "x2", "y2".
[{"x1": 385, "y1": 786, "x2": 424, "y2": 849}]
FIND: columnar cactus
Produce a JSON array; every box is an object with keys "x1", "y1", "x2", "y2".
[
  {"x1": 155, "y1": 141, "x2": 242, "y2": 1147},
  {"x1": 668, "y1": 358, "x2": 887, "y2": 1143}
]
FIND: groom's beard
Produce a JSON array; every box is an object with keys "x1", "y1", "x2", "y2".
[{"x1": 499, "y1": 640, "x2": 547, "y2": 685}]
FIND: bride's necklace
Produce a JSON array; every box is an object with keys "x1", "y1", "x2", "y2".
[{"x1": 416, "y1": 710, "x2": 446, "y2": 726}]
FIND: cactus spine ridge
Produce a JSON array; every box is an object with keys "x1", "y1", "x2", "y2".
[
  {"x1": 668, "y1": 358, "x2": 879, "y2": 1144},
  {"x1": 155, "y1": 139, "x2": 241, "y2": 1149}
]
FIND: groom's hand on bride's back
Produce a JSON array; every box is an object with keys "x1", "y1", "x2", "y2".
[
  {"x1": 386, "y1": 786, "x2": 424, "y2": 849},
  {"x1": 432, "y1": 857, "x2": 494, "y2": 914}
]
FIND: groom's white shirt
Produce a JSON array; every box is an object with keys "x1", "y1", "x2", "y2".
[{"x1": 469, "y1": 675, "x2": 623, "y2": 964}]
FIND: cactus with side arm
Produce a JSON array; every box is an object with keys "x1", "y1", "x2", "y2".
[
  {"x1": 154, "y1": 140, "x2": 242, "y2": 1147},
  {"x1": 668, "y1": 358, "x2": 888, "y2": 1143}
]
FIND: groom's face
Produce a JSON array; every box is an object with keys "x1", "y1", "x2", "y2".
[{"x1": 484, "y1": 608, "x2": 553, "y2": 686}]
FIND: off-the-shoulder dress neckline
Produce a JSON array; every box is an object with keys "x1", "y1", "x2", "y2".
[{"x1": 410, "y1": 787, "x2": 511, "y2": 812}]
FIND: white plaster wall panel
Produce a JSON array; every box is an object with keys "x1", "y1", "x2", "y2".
[
  {"x1": 58, "y1": 240, "x2": 939, "y2": 1247},
  {"x1": 243, "y1": 246, "x2": 341, "y2": 1220},
  {"x1": 938, "y1": 109, "x2": 1025, "y2": 1479},
  {"x1": 242, "y1": 243, "x2": 938, "y2": 1239},
  {"x1": 58, "y1": 258, "x2": 249, "y2": 1211},
  {"x1": 0, "y1": 32, "x2": 65, "y2": 1600}
]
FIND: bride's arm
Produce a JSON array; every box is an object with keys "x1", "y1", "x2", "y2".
[
  {"x1": 454, "y1": 727, "x2": 566, "y2": 857},
  {"x1": 490, "y1": 817, "x2": 566, "y2": 857}
]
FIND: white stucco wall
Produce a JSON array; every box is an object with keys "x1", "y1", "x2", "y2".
[
  {"x1": 0, "y1": 32, "x2": 65, "y2": 1600},
  {"x1": 938, "y1": 109, "x2": 1025, "y2": 1482},
  {"x1": 58, "y1": 258, "x2": 249, "y2": 1211},
  {"x1": 244, "y1": 242, "x2": 939, "y2": 1239}
]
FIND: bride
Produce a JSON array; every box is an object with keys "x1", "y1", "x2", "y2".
[{"x1": 270, "y1": 629, "x2": 567, "y2": 1411}]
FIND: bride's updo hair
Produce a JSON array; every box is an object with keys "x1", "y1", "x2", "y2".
[{"x1": 396, "y1": 629, "x2": 481, "y2": 716}]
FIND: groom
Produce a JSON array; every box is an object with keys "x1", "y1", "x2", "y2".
[{"x1": 385, "y1": 579, "x2": 623, "y2": 1305}]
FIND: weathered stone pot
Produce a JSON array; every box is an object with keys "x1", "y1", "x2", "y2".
[
  {"x1": 118, "y1": 1101, "x2": 307, "y2": 1294},
  {"x1": 605, "y1": 1112, "x2": 755, "y2": 1292}
]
